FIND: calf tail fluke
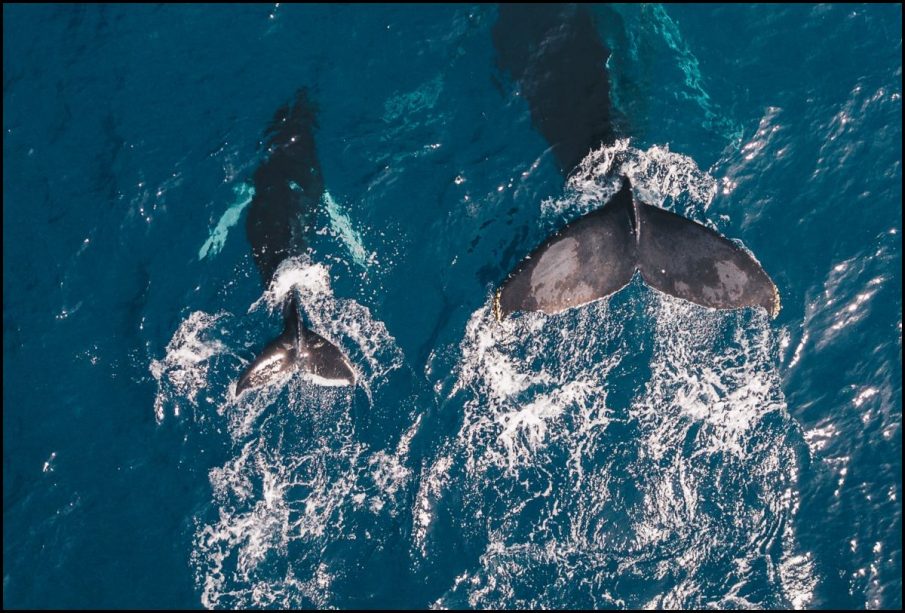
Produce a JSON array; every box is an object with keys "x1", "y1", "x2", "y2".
[{"x1": 236, "y1": 295, "x2": 355, "y2": 396}]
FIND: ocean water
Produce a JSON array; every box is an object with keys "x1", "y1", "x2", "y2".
[{"x1": 3, "y1": 4, "x2": 901, "y2": 609}]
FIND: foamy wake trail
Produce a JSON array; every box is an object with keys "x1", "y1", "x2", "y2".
[
  {"x1": 416, "y1": 145, "x2": 815, "y2": 609},
  {"x1": 631, "y1": 300, "x2": 815, "y2": 610},
  {"x1": 152, "y1": 258, "x2": 416, "y2": 608},
  {"x1": 192, "y1": 390, "x2": 420, "y2": 609}
]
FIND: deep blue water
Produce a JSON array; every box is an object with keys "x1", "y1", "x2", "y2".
[{"x1": 3, "y1": 4, "x2": 901, "y2": 609}]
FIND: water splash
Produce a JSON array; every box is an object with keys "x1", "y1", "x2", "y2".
[
  {"x1": 192, "y1": 375, "x2": 418, "y2": 608},
  {"x1": 549, "y1": 138, "x2": 718, "y2": 220},
  {"x1": 150, "y1": 311, "x2": 233, "y2": 423}
]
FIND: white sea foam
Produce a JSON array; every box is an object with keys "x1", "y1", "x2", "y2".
[
  {"x1": 193, "y1": 373, "x2": 419, "y2": 609},
  {"x1": 193, "y1": 392, "x2": 362, "y2": 609},
  {"x1": 542, "y1": 138, "x2": 718, "y2": 221},
  {"x1": 150, "y1": 311, "x2": 233, "y2": 423}
]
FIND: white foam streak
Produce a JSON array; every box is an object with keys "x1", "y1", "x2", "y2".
[
  {"x1": 150, "y1": 311, "x2": 232, "y2": 423},
  {"x1": 541, "y1": 139, "x2": 718, "y2": 220},
  {"x1": 194, "y1": 384, "x2": 415, "y2": 608}
]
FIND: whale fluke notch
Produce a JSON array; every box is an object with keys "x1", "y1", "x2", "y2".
[
  {"x1": 236, "y1": 295, "x2": 355, "y2": 396},
  {"x1": 495, "y1": 178, "x2": 780, "y2": 320}
]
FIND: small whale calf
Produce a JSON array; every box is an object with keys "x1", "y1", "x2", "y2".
[{"x1": 237, "y1": 90, "x2": 355, "y2": 395}]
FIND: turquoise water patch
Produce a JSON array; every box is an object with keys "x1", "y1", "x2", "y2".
[
  {"x1": 323, "y1": 190, "x2": 373, "y2": 270},
  {"x1": 383, "y1": 74, "x2": 444, "y2": 125},
  {"x1": 197, "y1": 182, "x2": 255, "y2": 260},
  {"x1": 643, "y1": 4, "x2": 745, "y2": 144}
]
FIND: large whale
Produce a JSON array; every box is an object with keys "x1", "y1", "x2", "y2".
[
  {"x1": 236, "y1": 89, "x2": 355, "y2": 394},
  {"x1": 491, "y1": 4, "x2": 779, "y2": 320}
]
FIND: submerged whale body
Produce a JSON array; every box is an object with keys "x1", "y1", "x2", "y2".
[
  {"x1": 237, "y1": 89, "x2": 355, "y2": 394},
  {"x1": 492, "y1": 4, "x2": 779, "y2": 319}
]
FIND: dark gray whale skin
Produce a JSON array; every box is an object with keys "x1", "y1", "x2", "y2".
[
  {"x1": 237, "y1": 90, "x2": 354, "y2": 395},
  {"x1": 492, "y1": 4, "x2": 779, "y2": 319},
  {"x1": 495, "y1": 178, "x2": 780, "y2": 319}
]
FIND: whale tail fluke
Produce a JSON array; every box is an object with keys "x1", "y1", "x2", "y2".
[
  {"x1": 495, "y1": 179, "x2": 779, "y2": 320},
  {"x1": 236, "y1": 295, "x2": 355, "y2": 396},
  {"x1": 494, "y1": 178, "x2": 638, "y2": 319},
  {"x1": 635, "y1": 199, "x2": 780, "y2": 317}
]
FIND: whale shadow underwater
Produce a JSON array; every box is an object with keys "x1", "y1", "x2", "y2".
[{"x1": 490, "y1": 4, "x2": 779, "y2": 320}]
